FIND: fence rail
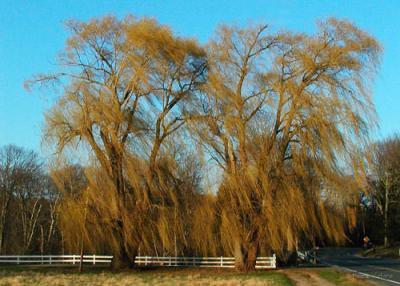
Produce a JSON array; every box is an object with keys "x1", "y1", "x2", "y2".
[
  {"x1": 0, "y1": 255, "x2": 112, "y2": 265},
  {"x1": 135, "y1": 255, "x2": 276, "y2": 269},
  {"x1": 0, "y1": 254, "x2": 276, "y2": 269}
]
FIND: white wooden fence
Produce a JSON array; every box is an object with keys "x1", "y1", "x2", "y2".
[
  {"x1": 135, "y1": 255, "x2": 276, "y2": 269},
  {"x1": 0, "y1": 255, "x2": 112, "y2": 265},
  {"x1": 0, "y1": 254, "x2": 276, "y2": 269}
]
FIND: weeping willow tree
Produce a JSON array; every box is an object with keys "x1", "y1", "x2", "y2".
[
  {"x1": 29, "y1": 15, "x2": 381, "y2": 272},
  {"x1": 28, "y1": 15, "x2": 207, "y2": 268},
  {"x1": 190, "y1": 19, "x2": 381, "y2": 271}
]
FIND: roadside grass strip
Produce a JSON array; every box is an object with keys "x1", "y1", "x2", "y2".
[{"x1": 316, "y1": 268, "x2": 375, "y2": 286}]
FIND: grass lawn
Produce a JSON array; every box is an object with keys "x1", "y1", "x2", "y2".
[
  {"x1": 0, "y1": 266, "x2": 377, "y2": 285},
  {"x1": 0, "y1": 266, "x2": 293, "y2": 286}
]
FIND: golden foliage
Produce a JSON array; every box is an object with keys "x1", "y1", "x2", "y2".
[
  {"x1": 189, "y1": 18, "x2": 380, "y2": 270},
  {"x1": 30, "y1": 15, "x2": 381, "y2": 271}
]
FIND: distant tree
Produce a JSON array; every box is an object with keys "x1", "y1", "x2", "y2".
[
  {"x1": 0, "y1": 145, "x2": 45, "y2": 254},
  {"x1": 368, "y1": 135, "x2": 400, "y2": 246},
  {"x1": 37, "y1": 176, "x2": 62, "y2": 254}
]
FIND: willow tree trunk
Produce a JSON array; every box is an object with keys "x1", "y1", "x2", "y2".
[
  {"x1": 110, "y1": 156, "x2": 137, "y2": 269},
  {"x1": 234, "y1": 234, "x2": 259, "y2": 272},
  {"x1": 110, "y1": 214, "x2": 136, "y2": 269},
  {"x1": 245, "y1": 238, "x2": 259, "y2": 270},
  {"x1": 111, "y1": 243, "x2": 136, "y2": 270},
  {"x1": 111, "y1": 204, "x2": 137, "y2": 270}
]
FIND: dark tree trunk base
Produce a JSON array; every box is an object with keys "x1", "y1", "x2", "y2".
[
  {"x1": 234, "y1": 235, "x2": 259, "y2": 272},
  {"x1": 111, "y1": 248, "x2": 136, "y2": 270}
]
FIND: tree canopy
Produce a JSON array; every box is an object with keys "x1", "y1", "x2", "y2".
[{"x1": 27, "y1": 15, "x2": 381, "y2": 271}]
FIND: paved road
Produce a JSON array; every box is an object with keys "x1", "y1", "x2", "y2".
[{"x1": 318, "y1": 248, "x2": 400, "y2": 285}]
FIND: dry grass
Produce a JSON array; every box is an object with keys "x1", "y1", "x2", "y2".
[
  {"x1": 0, "y1": 266, "x2": 379, "y2": 285},
  {"x1": 0, "y1": 267, "x2": 292, "y2": 286}
]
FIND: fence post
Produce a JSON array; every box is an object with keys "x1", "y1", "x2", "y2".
[
  {"x1": 220, "y1": 256, "x2": 223, "y2": 267},
  {"x1": 41, "y1": 255, "x2": 43, "y2": 265},
  {"x1": 17, "y1": 256, "x2": 20, "y2": 265},
  {"x1": 169, "y1": 256, "x2": 171, "y2": 266},
  {"x1": 73, "y1": 255, "x2": 76, "y2": 265},
  {"x1": 272, "y1": 254, "x2": 276, "y2": 268},
  {"x1": 93, "y1": 254, "x2": 96, "y2": 265},
  {"x1": 50, "y1": 256, "x2": 52, "y2": 265},
  {"x1": 145, "y1": 256, "x2": 148, "y2": 266}
]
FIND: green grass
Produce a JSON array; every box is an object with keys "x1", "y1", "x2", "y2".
[
  {"x1": 316, "y1": 269, "x2": 371, "y2": 286},
  {"x1": 318, "y1": 269, "x2": 347, "y2": 284}
]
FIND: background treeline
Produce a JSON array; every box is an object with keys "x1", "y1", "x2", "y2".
[
  {"x1": 0, "y1": 145, "x2": 61, "y2": 255},
  {"x1": 352, "y1": 135, "x2": 400, "y2": 247},
  {"x1": 2, "y1": 15, "x2": 389, "y2": 271}
]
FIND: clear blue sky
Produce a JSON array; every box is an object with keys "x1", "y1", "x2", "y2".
[{"x1": 0, "y1": 0, "x2": 399, "y2": 153}]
